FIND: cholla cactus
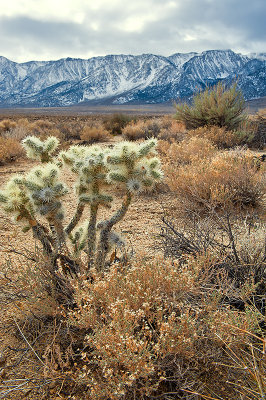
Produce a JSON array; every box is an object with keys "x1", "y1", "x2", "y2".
[
  {"x1": 22, "y1": 135, "x2": 59, "y2": 163},
  {"x1": 0, "y1": 135, "x2": 163, "y2": 281}
]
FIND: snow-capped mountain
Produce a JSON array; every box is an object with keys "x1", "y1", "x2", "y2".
[{"x1": 0, "y1": 50, "x2": 265, "y2": 107}]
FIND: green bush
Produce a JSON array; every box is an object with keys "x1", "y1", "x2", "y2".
[
  {"x1": 103, "y1": 113, "x2": 133, "y2": 135},
  {"x1": 175, "y1": 82, "x2": 247, "y2": 130}
]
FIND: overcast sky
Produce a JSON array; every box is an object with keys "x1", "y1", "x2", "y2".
[{"x1": 0, "y1": 0, "x2": 265, "y2": 63}]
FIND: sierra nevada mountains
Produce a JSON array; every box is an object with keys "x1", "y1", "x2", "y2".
[{"x1": 0, "y1": 49, "x2": 265, "y2": 107}]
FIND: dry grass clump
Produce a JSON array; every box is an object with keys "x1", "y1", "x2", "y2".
[
  {"x1": 1, "y1": 252, "x2": 265, "y2": 400},
  {"x1": 29, "y1": 119, "x2": 54, "y2": 134},
  {"x1": 3, "y1": 125, "x2": 29, "y2": 141},
  {"x1": 27, "y1": 119, "x2": 66, "y2": 141},
  {"x1": 80, "y1": 125, "x2": 111, "y2": 143},
  {"x1": 158, "y1": 118, "x2": 186, "y2": 142},
  {"x1": 159, "y1": 136, "x2": 218, "y2": 165},
  {"x1": 122, "y1": 117, "x2": 186, "y2": 143},
  {"x1": 165, "y1": 145, "x2": 265, "y2": 214},
  {"x1": 103, "y1": 113, "x2": 133, "y2": 135},
  {"x1": 0, "y1": 137, "x2": 24, "y2": 164},
  {"x1": 188, "y1": 125, "x2": 255, "y2": 148},
  {"x1": 122, "y1": 119, "x2": 161, "y2": 141},
  {"x1": 0, "y1": 119, "x2": 17, "y2": 134},
  {"x1": 257, "y1": 107, "x2": 266, "y2": 118}
]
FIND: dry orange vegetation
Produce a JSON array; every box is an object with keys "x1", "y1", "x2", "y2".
[{"x1": 0, "y1": 111, "x2": 265, "y2": 400}]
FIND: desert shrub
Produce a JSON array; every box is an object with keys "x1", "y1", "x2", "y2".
[
  {"x1": 251, "y1": 112, "x2": 266, "y2": 149},
  {"x1": 122, "y1": 119, "x2": 162, "y2": 141},
  {"x1": 0, "y1": 119, "x2": 17, "y2": 134},
  {"x1": 57, "y1": 120, "x2": 84, "y2": 140},
  {"x1": 80, "y1": 125, "x2": 111, "y2": 143},
  {"x1": 35, "y1": 127, "x2": 65, "y2": 142},
  {"x1": 1, "y1": 253, "x2": 265, "y2": 400},
  {"x1": 159, "y1": 136, "x2": 217, "y2": 166},
  {"x1": 3, "y1": 125, "x2": 29, "y2": 141},
  {"x1": 30, "y1": 119, "x2": 54, "y2": 131},
  {"x1": 0, "y1": 137, "x2": 24, "y2": 164},
  {"x1": 159, "y1": 213, "x2": 265, "y2": 280},
  {"x1": 165, "y1": 146, "x2": 265, "y2": 214},
  {"x1": 188, "y1": 125, "x2": 254, "y2": 148},
  {"x1": 44, "y1": 127, "x2": 65, "y2": 141},
  {"x1": 158, "y1": 128, "x2": 185, "y2": 143},
  {"x1": 27, "y1": 119, "x2": 55, "y2": 137},
  {"x1": 256, "y1": 107, "x2": 266, "y2": 118},
  {"x1": 122, "y1": 120, "x2": 146, "y2": 140},
  {"x1": 158, "y1": 119, "x2": 186, "y2": 142},
  {"x1": 175, "y1": 82, "x2": 247, "y2": 130},
  {"x1": 16, "y1": 117, "x2": 30, "y2": 127},
  {"x1": 103, "y1": 113, "x2": 133, "y2": 135}
]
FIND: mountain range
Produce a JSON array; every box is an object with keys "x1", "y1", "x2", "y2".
[{"x1": 0, "y1": 49, "x2": 265, "y2": 107}]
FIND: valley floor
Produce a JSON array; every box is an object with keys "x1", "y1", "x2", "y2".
[{"x1": 0, "y1": 95, "x2": 265, "y2": 117}]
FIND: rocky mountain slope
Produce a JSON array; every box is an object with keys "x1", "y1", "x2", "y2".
[{"x1": 0, "y1": 50, "x2": 265, "y2": 107}]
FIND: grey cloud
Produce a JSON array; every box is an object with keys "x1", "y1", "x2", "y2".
[
  {"x1": 137, "y1": 0, "x2": 266, "y2": 54},
  {"x1": 0, "y1": 0, "x2": 265, "y2": 62}
]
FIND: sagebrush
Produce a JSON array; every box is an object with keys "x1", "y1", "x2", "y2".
[{"x1": 175, "y1": 82, "x2": 247, "y2": 130}]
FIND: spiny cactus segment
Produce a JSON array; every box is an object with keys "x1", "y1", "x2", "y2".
[
  {"x1": 106, "y1": 139, "x2": 162, "y2": 193},
  {"x1": 25, "y1": 163, "x2": 68, "y2": 221},
  {"x1": 22, "y1": 136, "x2": 59, "y2": 163},
  {"x1": 0, "y1": 175, "x2": 35, "y2": 227}
]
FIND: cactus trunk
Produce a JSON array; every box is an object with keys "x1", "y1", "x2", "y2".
[
  {"x1": 95, "y1": 192, "x2": 132, "y2": 271},
  {"x1": 65, "y1": 202, "x2": 85, "y2": 235}
]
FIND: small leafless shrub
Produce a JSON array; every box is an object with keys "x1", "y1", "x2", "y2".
[
  {"x1": 3, "y1": 125, "x2": 29, "y2": 141},
  {"x1": 158, "y1": 210, "x2": 266, "y2": 315},
  {"x1": 0, "y1": 137, "x2": 24, "y2": 164},
  {"x1": 0, "y1": 119, "x2": 17, "y2": 134},
  {"x1": 122, "y1": 119, "x2": 162, "y2": 140},
  {"x1": 188, "y1": 125, "x2": 255, "y2": 148},
  {"x1": 80, "y1": 125, "x2": 111, "y2": 143},
  {"x1": 159, "y1": 136, "x2": 217, "y2": 166},
  {"x1": 165, "y1": 146, "x2": 265, "y2": 214},
  {"x1": 1, "y1": 252, "x2": 265, "y2": 399},
  {"x1": 103, "y1": 113, "x2": 133, "y2": 135}
]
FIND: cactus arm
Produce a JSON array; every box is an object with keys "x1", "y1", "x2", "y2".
[
  {"x1": 87, "y1": 203, "x2": 99, "y2": 269},
  {"x1": 86, "y1": 177, "x2": 101, "y2": 268},
  {"x1": 95, "y1": 192, "x2": 132, "y2": 271},
  {"x1": 65, "y1": 202, "x2": 85, "y2": 236},
  {"x1": 32, "y1": 224, "x2": 54, "y2": 257},
  {"x1": 50, "y1": 218, "x2": 68, "y2": 254}
]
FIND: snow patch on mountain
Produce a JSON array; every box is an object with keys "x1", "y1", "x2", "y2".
[{"x1": 0, "y1": 50, "x2": 265, "y2": 107}]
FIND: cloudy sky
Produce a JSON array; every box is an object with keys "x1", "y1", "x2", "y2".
[{"x1": 0, "y1": 0, "x2": 265, "y2": 63}]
